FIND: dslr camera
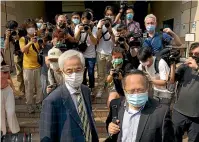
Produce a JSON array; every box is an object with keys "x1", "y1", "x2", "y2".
[
  {"x1": 102, "y1": 17, "x2": 112, "y2": 28},
  {"x1": 126, "y1": 31, "x2": 142, "y2": 47},
  {"x1": 79, "y1": 23, "x2": 90, "y2": 31},
  {"x1": 111, "y1": 69, "x2": 120, "y2": 79}
]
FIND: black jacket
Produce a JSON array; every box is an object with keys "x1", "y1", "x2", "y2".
[{"x1": 106, "y1": 97, "x2": 174, "y2": 142}]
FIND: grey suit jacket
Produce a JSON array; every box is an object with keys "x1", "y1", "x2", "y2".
[{"x1": 40, "y1": 84, "x2": 99, "y2": 142}]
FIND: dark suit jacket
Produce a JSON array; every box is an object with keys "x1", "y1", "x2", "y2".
[
  {"x1": 106, "y1": 97, "x2": 174, "y2": 142},
  {"x1": 40, "y1": 84, "x2": 99, "y2": 142}
]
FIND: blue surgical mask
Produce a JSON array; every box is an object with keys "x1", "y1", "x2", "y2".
[
  {"x1": 126, "y1": 13, "x2": 134, "y2": 20},
  {"x1": 36, "y1": 23, "x2": 42, "y2": 29},
  {"x1": 126, "y1": 92, "x2": 148, "y2": 107},
  {"x1": 72, "y1": 19, "x2": 80, "y2": 25},
  {"x1": 146, "y1": 25, "x2": 156, "y2": 33}
]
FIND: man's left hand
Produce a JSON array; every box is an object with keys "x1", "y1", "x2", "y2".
[
  {"x1": 163, "y1": 28, "x2": 174, "y2": 35},
  {"x1": 185, "y1": 57, "x2": 199, "y2": 70}
]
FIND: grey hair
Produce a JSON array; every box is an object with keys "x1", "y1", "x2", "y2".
[
  {"x1": 58, "y1": 50, "x2": 85, "y2": 71},
  {"x1": 144, "y1": 14, "x2": 157, "y2": 23}
]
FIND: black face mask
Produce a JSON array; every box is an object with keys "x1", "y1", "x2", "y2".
[{"x1": 58, "y1": 22, "x2": 66, "y2": 29}]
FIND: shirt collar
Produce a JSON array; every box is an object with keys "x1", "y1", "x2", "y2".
[
  {"x1": 124, "y1": 100, "x2": 145, "y2": 115},
  {"x1": 65, "y1": 82, "x2": 81, "y2": 94}
]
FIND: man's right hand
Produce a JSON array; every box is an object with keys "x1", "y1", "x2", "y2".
[
  {"x1": 97, "y1": 20, "x2": 104, "y2": 29},
  {"x1": 78, "y1": 25, "x2": 84, "y2": 31},
  {"x1": 108, "y1": 120, "x2": 120, "y2": 135},
  {"x1": 31, "y1": 37, "x2": 37, "y2": 43},
  {"x1": 5, "y1": 29, "x2": 11, "y2": 39}
]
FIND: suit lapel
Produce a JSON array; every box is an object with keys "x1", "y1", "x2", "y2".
[
  {"x1": 61, "y1": 85, "x2": 83, "y2": 131},
  {"x1": 135, "y1": 101, "x2": 153, "y2": 142}
]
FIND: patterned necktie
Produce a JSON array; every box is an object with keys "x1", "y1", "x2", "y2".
[{"x1": 76, "y1": 92, "x2": 92, "y2": 142}]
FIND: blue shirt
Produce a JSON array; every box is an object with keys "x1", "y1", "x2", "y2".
[
  {"x1": 122, "y1": 103, "x2": 143, "y2": 142},
  {"x1": 143, "y1": 32, "x2": 172, "y2": 55}
]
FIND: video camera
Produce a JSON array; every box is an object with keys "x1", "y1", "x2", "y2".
[
  {"x1": 157, "y1": 48, "x2": 181, "y2": 65},
  {"x1": 111, "y1": 69, "x2": 120, "y2": 79},
  {"x1": 120, "y1": 0, "x2": 128, "y2": 21},
  {"x1": 126, "y1": 31, "x2": 142, "y2": 47}
]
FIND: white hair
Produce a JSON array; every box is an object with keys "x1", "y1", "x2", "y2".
[
  {"x1": 144, "y1": 14, "x2": 157, "y2": 23},
  {"x1": 58, "y1": 50, "x2": 85, "y2": 71}
]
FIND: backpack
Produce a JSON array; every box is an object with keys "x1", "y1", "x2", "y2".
[
  {"x1": 24, "y1": 36, "x2": 43, "y2": 66},
  {"x1": 142, "y1": 52, "x2": 177, "y2": 93}
]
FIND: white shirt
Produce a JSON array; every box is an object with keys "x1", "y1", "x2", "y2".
[
  {"x1": 96, "y1": 21, "x2": 116, "y2": 55},
  {"x1": 138, "y1": 57, "x2": 170, "y2": 92},
  {"x1": 122, "y1": 107, "x2": 141, "y2": 142},
  {"x1": 75, "y1": 25, "x2": 97, "y2": 58}
]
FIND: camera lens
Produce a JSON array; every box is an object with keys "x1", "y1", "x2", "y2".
[
  {"x1": 84, "y1": 25, "x2": 89, "y2": 31},
  {"x1": 105, "y1": 21, "x2": 110, "y2": 28}
]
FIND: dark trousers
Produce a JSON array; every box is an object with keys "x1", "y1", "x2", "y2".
[
  {"x1": 83, "y1": 58, "x2": 96, "y2": 89},
  {"x1": 41, "y1": 74, "x2": 48, "y2": 99},
  {"x1": 172, "y1": 109, "x2": 199, "y2": 142}
]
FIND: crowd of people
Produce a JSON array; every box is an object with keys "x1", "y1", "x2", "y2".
[{"x1": 1, "y1": 4, "x2": 199, "y2": 142}]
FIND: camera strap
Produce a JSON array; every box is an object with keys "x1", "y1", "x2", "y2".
[
  {"x1": 101, "y1": 30, "x2": 111, "y2": 41},
  {"x1": 80, "y1": 32, "x2": 89, "y2": 44},
  {"x1": 32, "y1": 43, "x2": 39, "y2": 54}
]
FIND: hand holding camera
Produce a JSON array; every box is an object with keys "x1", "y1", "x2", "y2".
[
  {"x1": 5, "y1": 29, "x2": 11, "y2": 38},
  {"x1": 185, "y1": 57, "x2": 199, "y2": 70}
]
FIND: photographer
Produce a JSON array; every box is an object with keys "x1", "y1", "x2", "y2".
[
  {"x1": 137, "y1": 47, "x2": 175, "y2": 105},
  {"x1": 172, "y1": 42, "x2": 199, "y2": 142},
  {"x1": 55, "y1": 15, "x2": 77, "y2": 51},
  {"x1": 19, "y1": 19, "x2": 43, "y2": 114},
  {"x1": 115, "y1": 4, "x2": 141, "y2": 35},
  {"x1": 56, "y1": 15, "x2": 75, "y2": 39},
  {"x1": 115, "y1": 24, "x2": 140, "y2": 71},
  {"x1": 106, "y1": 47, "x2": 125, "y2": 108},
  {"x1": 143, "y1": 14, "x2": 182, "y2": 55},
  {"x1": 96, "y1": 6, "x2": 116, "y2": 98},
  {"x1": 4, "y1": 20, "x2": 25, "y2": 97},
  {"x1": 71, "y1": 12, "x2": 81, "y2": 32},
  {"x1": 40, "y1": 35, "x2": 53, "y2": 99},
  {"x1": 1, "y1": 64, "x2": 20, "y2": 136},
  {"x1": 46, "y1": 47, "x2": 63, "y2": 94},
  {"x1": 75, "y1": 11, "x2": 97, "y2": 95}
]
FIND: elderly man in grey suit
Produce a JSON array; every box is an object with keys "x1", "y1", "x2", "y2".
[
  {"x1": 106, "y1": 70, "x2": 174, "y2": 142},
  {"x1": 40, "y1": 50, "x2": 99, "y2": 142}
]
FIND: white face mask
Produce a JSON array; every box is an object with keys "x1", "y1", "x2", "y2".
[
  {"x1": 106, "y1": 16, "x2": 114, "y2": 23},
  {"x1": 27, "y1": 28, "x2": 36, "y2": 35},
  {"x1": 50, "y1": 62, "x2": 59, "y2": 71},
  {"x1": 63, "y1": 72, "x2": 83, "y2": 88}
]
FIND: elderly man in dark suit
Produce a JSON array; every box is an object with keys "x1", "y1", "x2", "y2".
[
  {"x1": 39, "y1": 50, "x2": 99, "y2": 142},
  {"x1": 106, "y1": 70, "x2": 174, "y2": 142}
]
